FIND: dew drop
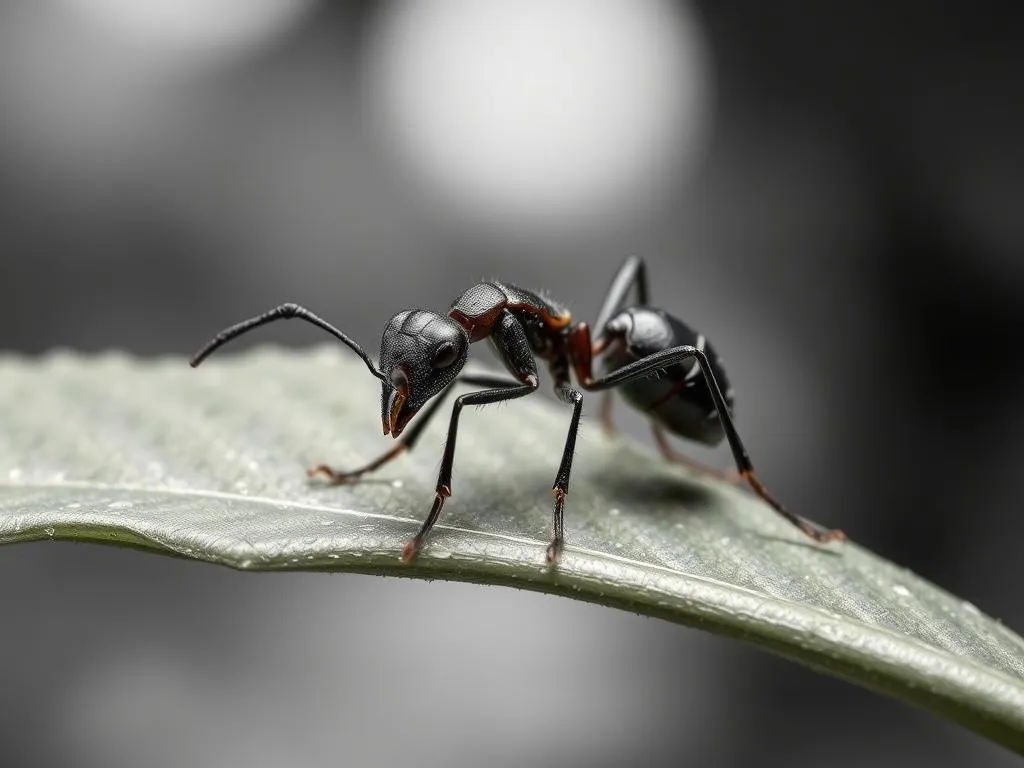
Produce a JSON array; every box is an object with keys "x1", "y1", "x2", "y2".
[
  {"x1": 67, "y1": 502, "x2": 82, "y2": 510},
  {"x1": 320, "y1": 519, "x2": 335, "y2": 526},
  {"x1": 327, "y1": 553, "x2": 340, "y2": 559},
  {"x1": 107, "y1": 500, "x2": 133, "y2": 510},
  {"x1": 892, "y1": 584, "x2": 911, "y2": 598},
  {"x1": 239, "y1": 559, "x2": 253, "y2": 568},
  {"x1": 391, "y1": 479, "x2": 404, "y2": 488},
  {"x1": 44, "y1": 527, "x2": 55, "y2": 537},
  {"x1": 431, "y1": 549, "x2": 453, "y2": 560},
  {"x1": 719, "y1": 536, "x2": 731, "y2": 546},
  {"x1": 247, "y1": 460, "x2": 260, "y2": 471},
  {"x1": 608, "y1": 508, "x2": 620, "y2": 517},
  {"x1": 8, "y1": 468, "x2": 22, "y2": 481}
]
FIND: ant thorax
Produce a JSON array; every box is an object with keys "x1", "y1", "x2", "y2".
[{"x1": 515, "y1": 309, "x2": 566, "y2": 362}]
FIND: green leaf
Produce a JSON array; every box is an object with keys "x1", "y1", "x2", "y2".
[{"x1": 1, "y1": 348, "x2": 1022, "y2": 753}]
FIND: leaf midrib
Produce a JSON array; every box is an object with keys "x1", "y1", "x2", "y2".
[{"x1": 5, "y1": 478, "x2": 1024, "y2": 706}]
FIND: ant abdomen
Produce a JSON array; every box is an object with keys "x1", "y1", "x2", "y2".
[{"x1": 599, "y1": 306, "x2": 732, "y2": 447}]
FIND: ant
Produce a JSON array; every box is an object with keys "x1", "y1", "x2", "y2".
[{"x1": 190, "y1": 256, "x2": 845, "y2": 564}]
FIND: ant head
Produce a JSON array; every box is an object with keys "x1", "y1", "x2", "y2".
[{"x1": 378, "y1": 310, "x2": 469, "y2": 437}]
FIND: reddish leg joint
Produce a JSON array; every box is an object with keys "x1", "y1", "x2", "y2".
[{"x1": 401, "y1": 487, "x2": 451, "y2": 563}]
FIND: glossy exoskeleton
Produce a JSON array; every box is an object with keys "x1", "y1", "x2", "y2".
[{"x1": 190, "y1": 256, "x2": 845, "y2": 563}]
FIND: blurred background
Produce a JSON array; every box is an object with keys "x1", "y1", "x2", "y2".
[{"x1": 1, "y1": 0, "x2": 1022, "y2": 765}]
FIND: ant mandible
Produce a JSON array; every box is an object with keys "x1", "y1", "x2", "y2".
[{"x1": 190, "y1": 256, "x2": 845, "y2": 564}]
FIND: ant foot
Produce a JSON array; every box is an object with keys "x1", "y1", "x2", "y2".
[
  {"x1": 545, "y1": 539, "x2": 564, "y2": 564},
  {"x1": 817, "y1": 528, "x2": 846, "y2": 543},
  {"x1": 401, "y1": 538, "x2": 422, "y2": 563},
  {"x1": 802, "y1": 523, "x2": 846, "y2": 544},
  {"x1": 306, "y1": 464, "x2": 357, "y2": 485}
]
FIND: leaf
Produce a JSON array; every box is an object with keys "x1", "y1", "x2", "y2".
[{"x1": 1, "y1": 347, "x2": 1023, "y2": 753}]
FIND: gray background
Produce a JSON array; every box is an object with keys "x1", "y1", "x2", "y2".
[{"x1": 1, "y1": 1, "x2": 1022, "y2": 766}]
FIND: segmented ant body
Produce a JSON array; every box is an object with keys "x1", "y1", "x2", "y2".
[{"x1": 191, "y1": 256, "x2": 844, "y2": 562}]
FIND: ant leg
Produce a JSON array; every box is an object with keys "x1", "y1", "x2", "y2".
[
  {"x1": 583, "y1": 346, "x2": 845, "y2": 543},
  {"x1": 587, "y1": 256, "x2": 648, "y2": 435},
  {"x1": 593, "y1": 256, "x2": 649, "y2": 339},
  {"x1": 651, "y1": 423, "x2": 741, "y2": 484},
  {"x1": 546, "y1": 386, "x2": 584, "y2": 563},
  {"x1": 403, "y1": 310, "x2": 545, "y2": 562},
  {"x1": 307, "y1": 442, "x2": 408, "y2": 485},
  {"x1": 403, "y1": 375, "x2": 539, "y2": 562},
  {"x1": 308, "y1": 372, "x2": 521, "y2": 484},
  {"x1": 590, "y1": 256, "x2": 647, "y2": 433}
]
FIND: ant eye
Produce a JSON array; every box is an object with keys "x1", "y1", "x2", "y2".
[
  {"x1": 432, "y1": 342, "x2": 458, "y2": 368},
  {"x1": 390, "y1": 368, "x2": 407, "y2": 388}
]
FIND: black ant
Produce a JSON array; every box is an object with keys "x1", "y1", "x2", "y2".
[{"x1": 190, "y1": 256, "x2": 845, "y2": 563}]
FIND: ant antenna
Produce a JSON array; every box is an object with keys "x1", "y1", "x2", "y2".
[{"x1": 189, "y1": 302, "x2": 387, "y2": 382}]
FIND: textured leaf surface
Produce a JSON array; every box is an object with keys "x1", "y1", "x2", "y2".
[{"x1": 1, "y1": 348, "x2": 1022, "y2": 752}]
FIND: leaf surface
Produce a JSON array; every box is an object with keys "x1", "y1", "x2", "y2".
[{"x1": 1, "y1": 348, "x2": 1022, "y2": 752}]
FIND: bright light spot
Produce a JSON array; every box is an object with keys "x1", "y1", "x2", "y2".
[
  {"x1": 60, "y1": 0, "x2": 315, "y2": 62},
  {"x1": 361, "y1": 0, "x2": 711, "y2": 239}
]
